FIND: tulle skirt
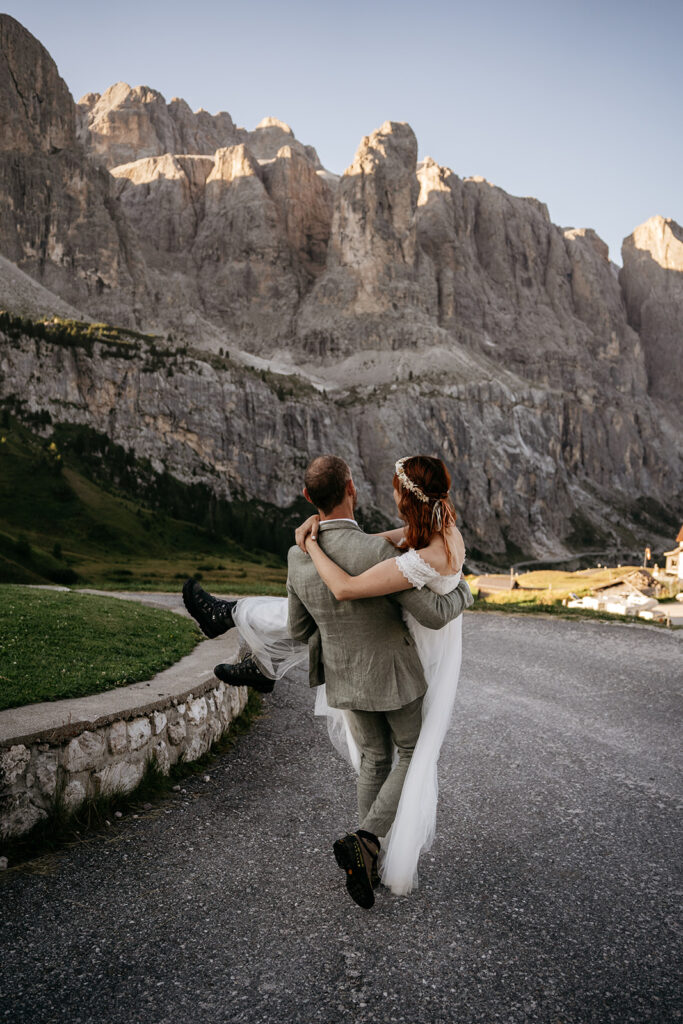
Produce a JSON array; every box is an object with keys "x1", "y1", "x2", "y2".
[
  {"x1": 231, "y1": 596, "x2": 463, "y2": 895},
  {"x1": 232, "y1": 597, "x2": 309, "y2": 686}
]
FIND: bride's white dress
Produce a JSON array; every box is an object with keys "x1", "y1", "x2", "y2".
[{"x1": 231, "y1": 547, "x2": 464, "y2": 896}]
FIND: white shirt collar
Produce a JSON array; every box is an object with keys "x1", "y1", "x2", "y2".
[{"x1": 318, "y1": 517, "x2": 359, "y2": 528}]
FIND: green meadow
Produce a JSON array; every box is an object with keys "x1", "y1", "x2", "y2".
[{"x1": 0, "y1": 416, "x2": 288, "y2": 595}]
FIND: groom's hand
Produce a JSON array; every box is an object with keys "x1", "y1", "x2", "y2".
[{"x1": 295, "y1": 514, "x2": 321, "y2": 552}]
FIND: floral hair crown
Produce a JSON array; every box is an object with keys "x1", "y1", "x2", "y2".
[
  {"x1": 395, "y1": 456, "x2": 455, "y2": 531},
  {"x1": 395, "y1": 457, "x2": 430, "y2": 503}
]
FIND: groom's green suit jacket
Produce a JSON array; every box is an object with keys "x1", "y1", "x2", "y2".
[{"x1": 286, "y1": 520, "x2": 473, "y2": 712}]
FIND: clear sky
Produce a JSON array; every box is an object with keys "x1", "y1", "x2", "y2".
[{"x1": 7, "y1": 0, "x2": 682, "y2": 264}]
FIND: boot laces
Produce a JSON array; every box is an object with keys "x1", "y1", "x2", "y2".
[{"x1": 194, "y1": 587, "x2": 231, "y2": 622}]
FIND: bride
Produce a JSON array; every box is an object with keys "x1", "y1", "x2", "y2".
[{"x1": 183, "y1": 455, "x2": 466, "y2": 896}]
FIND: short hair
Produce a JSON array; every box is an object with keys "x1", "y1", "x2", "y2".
[{"x1": 304, "y1": 455, "x2": 351, "y2": 514}]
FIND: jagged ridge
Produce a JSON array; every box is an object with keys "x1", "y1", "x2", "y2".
[{"x1": 0, "y1": 13, "x2": 680, "y2": 562}]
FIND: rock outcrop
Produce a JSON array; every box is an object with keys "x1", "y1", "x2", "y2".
[
  {"x1": 0, "y1": 16, "x2": 149, "y2": 324},
  {"x1": 78, "y1": 83, "x2": 242, "y2": 168},
  {"x1": 620, "y1": 216, "x2": 683, "y2": 405},
  {"x1": 110, "y1": 142, "x2": 333, "y2": 349},
  {"x1": 78, "y1": 87, "x2": 322, "y2": 170},
  {"x1": 76, "y1": 82, "x2": 333, "y2": 348},
  {"x1": 298, "y1": 122, "x2": 434, "y2": 362},
  {"x1": 246, "y1": 116, "x2": 321, "y2": 166},
  {"x1": 0, "y1": 15, "x2": 680, "y2": 561}
]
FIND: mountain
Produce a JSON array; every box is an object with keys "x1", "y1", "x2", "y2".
[{"x1": 0, "y1": 14, "x2": 680, "y2": 565}]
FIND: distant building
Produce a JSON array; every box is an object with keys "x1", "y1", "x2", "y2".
[
  {"x1": 566, "y1": 584, "x2": 663, "y2": 620},
  {"x1": 593, "y1": 568, "x2": 660, "y2": 597},
  {"x1": 663, "y1": 525, "x2": 683, "y2": 580}
]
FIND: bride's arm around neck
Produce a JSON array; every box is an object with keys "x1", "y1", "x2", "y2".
[
  {"x1": 303, "y1": 526, "x2": 464, "y2": 602},
  {"x1": 304, "y1": 535, "x2": 413, "y2": 601}
]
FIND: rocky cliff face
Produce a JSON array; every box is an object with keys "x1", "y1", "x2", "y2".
[
  {"x1": 0, "y1": 14, "x2": 680, "y2": 562},
  {"x1": 0, "y1": 16, "x2": 150, "y2": 324},
  {"x1": 0, "y1": 327, "x2": 676, "y2": 561},
  {"x1": 78, "y1": 86, "x2": 321, "y2": 170},
  {"x1": 109, "y1": 141, "x2": 333, "y2": 348},
  {"x1": 620, "y1": 216, "x2": 683, "y2": 406}
]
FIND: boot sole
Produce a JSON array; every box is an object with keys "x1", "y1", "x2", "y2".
[
  {"x1": 333, "y1": 837, "x2": 375, "y2": 909},
  {"x1": 213, "y1": 664, "x2": 275, "y2": 693}
]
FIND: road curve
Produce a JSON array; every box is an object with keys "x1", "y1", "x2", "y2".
[{"x1": 1, "y1": 614, "x2": 680, "y2": 1024}]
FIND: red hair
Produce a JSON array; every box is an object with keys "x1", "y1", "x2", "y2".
[{"x1": 392, "y1": 455, "x2": 459, "y2": 570}]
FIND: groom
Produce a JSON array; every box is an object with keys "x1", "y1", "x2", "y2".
[
  {"x1": 286, "y1": 455, "x2": 471, "y2": 908},
  {"x1": 183, "y1": 455, "x2": 472, "y2": 909}
]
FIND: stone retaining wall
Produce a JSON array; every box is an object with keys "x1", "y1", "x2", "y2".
[{"x1": 0, "y1": 679, "x2": 248, "y2": 839}]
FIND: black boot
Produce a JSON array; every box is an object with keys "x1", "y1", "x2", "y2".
[
  {"x1": 332, "y1": 831, "x2": 380, "y2": 909},
  {"x1": 214, "y1": 655, "x2": 275, "y2": 693},
  {"x1": 182, "y1": 579, "x2": 236, "y2": 639}
]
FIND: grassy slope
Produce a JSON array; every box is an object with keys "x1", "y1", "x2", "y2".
[
  {"x1": 0, "y1": 587, "x2": 201, "y2": 711},
  {"x1": 470, "y1": 567, "x2": 646, "y2": 602},
  {"x1": 0, "y1": 419, "x2": 287, "y2": 594}
]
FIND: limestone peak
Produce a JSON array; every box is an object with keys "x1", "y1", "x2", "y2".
[
  {"x1": 255, "y1": 117, "x2": 294, "y2": 134},
  {"x1": 563, "y1": 228, "x2": 610, "y2": 262},
  {"x1": 210, "y1": 144, "x2": 262, "y2": 182},
  {"x1": 625, "y1": 215, "x2": 683, "y2": 271}
]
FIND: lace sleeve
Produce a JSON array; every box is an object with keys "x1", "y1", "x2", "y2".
[{"x1": 395, "y1": 548, "x2": 441, "y2": 590}]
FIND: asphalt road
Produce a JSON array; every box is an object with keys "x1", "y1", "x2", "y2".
[{"x1": 1, "y1": 614, "x2": 681, "y2": 1024}]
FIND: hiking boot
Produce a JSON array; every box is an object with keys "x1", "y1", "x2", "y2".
[
  {"x1": 333, "y1": 831, "x2": 380, "y2": 909},
  {"x1": 214, "y1": 656, "x2": 275, "y2": 693},
  {"x1": 357, "y1": 829, "x2": 381, "y2": 888},
  {"x1": 182, "y1": 578, "x2": 236, "y2": 639}
]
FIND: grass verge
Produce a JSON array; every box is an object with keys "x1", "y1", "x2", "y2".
[
  {"x1": 0, "y1": 690, "x2": 263, "y2": 872},
  {"x1": 0, "y1": 586, "x2": 201, "y2": 710}
]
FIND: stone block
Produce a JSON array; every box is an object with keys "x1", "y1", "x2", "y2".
[
  {"x1": 0, "y1": 744, "x2": 31, "y2": 787},
  {"x1": 151, "y1": 711, "x2": 167, "y2": 735},
  {"x1": 167, "y1": 718, "x2": 187, "y2": 746},
  {"x1": 63, "y1": 731, "x2": 106, "y2": 773},
  {"x1": 62, "y1": 779, "x2": 87, "y2": 812},
  {"x1": 108, "y1": 720, "x2": 128, "y2": 755},
  {"x1": 230, "y1": 688, "x2": 244, "y2": 715},
  {"x1": 0, "y1": 793, "x2": 46, "y2": 837},
  {"x1": 127, "y1": 717, "x2": 152, "y2": 751},
  {"x1": 152, "y1": 739, "x2": 170, "y2": 775},
  {"x1": 34, "y1": 752, "x2": 58, "y2": 797},
  {"x1": 186, "y1": 697, "x2": 207, "y2": 726},
  {"x1": 94, "y1": 761, "x2": 144, "y2": 796},
  {"x1": 183, "y1": 732, "x2": 211, "y2": 762}
]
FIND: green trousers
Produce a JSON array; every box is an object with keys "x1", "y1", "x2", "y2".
[{"x1": 344, "y1": 696, "x2": 423, "y2": 838}]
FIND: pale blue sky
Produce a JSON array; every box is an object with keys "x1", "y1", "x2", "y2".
[{"x1": 7, "y1": 0, "x2": 682, "y2": 263}]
